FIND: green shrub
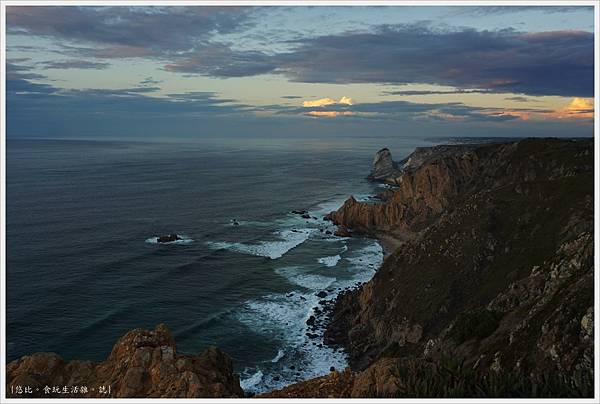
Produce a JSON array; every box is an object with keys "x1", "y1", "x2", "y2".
[
  {"x1": 450, "y1": 309, "x2": 502, "y2": 344},
  {"x1": 390, "y1": 356, "x2": 593, "y2": 398}
]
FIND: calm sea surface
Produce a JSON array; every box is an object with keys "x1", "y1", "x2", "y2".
[{"x1": 6, "y1": 135, "x2": 432, "y2": 392}]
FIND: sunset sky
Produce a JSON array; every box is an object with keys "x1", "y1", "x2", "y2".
[{"x1": 5, "y1": 5, "x2": 595, "y2": 139}]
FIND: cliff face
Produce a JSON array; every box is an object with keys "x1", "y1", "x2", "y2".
[
  {"x1": 328, "y1": 140, "x2": 592, "y2": 239},
  {"x1": 315, "y1": 138, "x2": 594, "y2": 397},
  {"x1": 328, "y1": 144, "x2": 485, "y2": 237},
  {"x1": 6, "y1": 324, "x2": 244, "y2": 398}
]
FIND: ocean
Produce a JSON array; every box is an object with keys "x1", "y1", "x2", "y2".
[{"x1": 6, "y1": 135, "x2": 433, "y2": 393}]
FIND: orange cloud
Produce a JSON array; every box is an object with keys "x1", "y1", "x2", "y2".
[
  {"x1": 339, "y1": 96, "x2": 354, "y2": 105},
  {"x1": 303, "y1": 98, "x2": 336, "y2": 107},
  {"x1": 306, "y1": 111, "x2": 355, "y2": 117},
  {"x1": 551, "y1": 98, "x2": 594, "y2": 119},
  {"x1": 302, "y1": 96, "x2": 355, "y2": 108}
]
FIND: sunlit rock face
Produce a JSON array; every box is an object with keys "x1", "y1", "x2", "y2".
[{"x1": 6, "y1": 324, "x2": 244, "y2": 398}]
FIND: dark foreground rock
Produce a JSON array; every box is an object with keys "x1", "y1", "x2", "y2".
[{"x1": 6, "y1": 324, "x2": 244, "y2": 398}]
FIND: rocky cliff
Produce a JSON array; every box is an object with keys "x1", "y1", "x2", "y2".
[
  {"x1": 6, "y1": 324, "x2": 244, "y2": 398},
  {"x1": 274, "y1": 138, "x2": 594, "y2": 398}
]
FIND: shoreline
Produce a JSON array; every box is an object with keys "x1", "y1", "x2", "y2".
[{"x1": 375, "y1": 233, "x2": 403, "y2": 257}]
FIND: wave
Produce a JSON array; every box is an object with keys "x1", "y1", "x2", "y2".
[
  {"x1": 317, "y1": 254, "x2": 341, "y2": 267},
  {"x1": 271, "y1": 349, "x2": 285, "y2": 363},
  {"x1": 240, "y1": 369, "x2": 264, "y2": 391},
  {"x1": 206, "y1": 228, "x2": 314, "y2": 260},
  {"x1": 275, "y1": 267, "x2": 336, "y2": 291}
]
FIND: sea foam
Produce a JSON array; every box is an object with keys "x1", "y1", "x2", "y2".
[
  {"x1": 317, "y1": 254, "x2": 341, "y2": 267},
  {"x1": 207, "y1": 228, "x2": 314, "y2": 259}
]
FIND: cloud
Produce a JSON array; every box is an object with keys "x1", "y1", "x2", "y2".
[
  {"x1": 163, "y1": 25, "x2": 593, "y2": 97},
  {"x1": 449, "y1": 6, "x2": 591, "y2": 16},
  {"x1": 384, "y1": 89, "x2": 487, "y2": 96},
  {"x1": 6, "y1": 61, "x2": 51, "y2": 83},
  {"x1": 302, "y1": 96, "x2": 354, "y2": 107},
  {"x1": 7, "y1": 7, "x2": 593, "y2": 97},
  {"x1": 339, "y1": 96, "x2": 354, "y2": 105},
  {"x1": 302, "y1": 97, "x2": 336, "y2": 107},
  {"x1": 505, "y1": 96, "x2": 534, "y2": 103},
  {"x1": 140, "y1": 76, "x2": 162, "y2": 86},
  {"x1": 163, "y1": 45, "x2": 275, "y2": 76},
  {"x1": 41, "y1": 60, "x2": 110, "y2": 69},
  {"x1": 7, "y1": 6, "x2": 256, "y2": 57},
  {"x1": 6, "y1": 62, "x2": 254, "y2": 138},
  {"x1": 270, "y1": 25, "x2": 593, "y2": 97},
  {"x1": 306, "y1": 111, "x2": 355, "y2": 117},
  {"x1": 550, "y1": 98, "x2": 594, "y2": 120}
]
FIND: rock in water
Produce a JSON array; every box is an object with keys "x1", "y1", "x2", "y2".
[
  {"x1": 367, "y1": 148, "x2": 400, "y2": 182},
  {"x1": 6, "y1": 324, "x2": 244, "y2": 398},
  {"x1": 334, "y1": 226, "x2": 351, "y2": 237},
  {"x1": 157, "y1": 234, "x2": 181, "y2": 243}
]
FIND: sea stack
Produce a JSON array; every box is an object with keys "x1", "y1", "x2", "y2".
[{"x1": 367, "y1": 148, "x2": 401, "y2": 182}]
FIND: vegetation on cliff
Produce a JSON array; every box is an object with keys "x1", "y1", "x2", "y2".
[{"x1": 314, "y1": 138, "x2": 594, "y2": 397}]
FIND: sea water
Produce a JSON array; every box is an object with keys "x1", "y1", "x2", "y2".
[{"x1": 6, "y1": 135, "x2": 432, "y2": 393}]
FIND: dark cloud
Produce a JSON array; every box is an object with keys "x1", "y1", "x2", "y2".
[
  {"x1": 7, "y1": 6, "x2": 256, "y2": 57},
  {"x1": 163, "y1": 45, "x2": 275, "y2": 77},
  {"x1": 140, "y1": 76, "x2": 162, "y2": 85},
  {"x1": 6, "y1": 73, "x2": 257, "y2": 138},
  {"x1": 281, "y1": 95, "x2": 302, "y2": 99},
  {"x1": 6, "y1": 61, "x2": 47, "y2": 81},
  {"x1": 7, "y1": 7, "x2": 593, "y2": 97},
  {"x1": 383, "y1": 89, "x2": 487, "y2": 96},
  {"x1": 41, "y1": 59, "x2": 110, "y2": 69},
  {"x1": 450, "y1": 6, "x2": 592, "y2": 16},
  {"x1": 505, "y1": 96, "x2": 537, "y2": 103},
  {"x1": 163, "y1": 25, "x2": 593, "y2": 97},
  {"x1": 269, "y1": 98, "x2": 538, "y2": 123},
  {"x1": 271, "y1": 26, "x2": 593, "y2": 97}
]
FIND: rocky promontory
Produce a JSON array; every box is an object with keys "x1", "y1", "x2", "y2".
[
  {"x1": 316, "y1": 138, "x2": 594, "y2": 397},
  {"x1": 6, "y1": 324, "x2": 243, "y2": 398}
]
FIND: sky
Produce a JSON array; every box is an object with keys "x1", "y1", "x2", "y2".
[{"x1": 5, "y1": 5, "x2": 596, "y2": 140}]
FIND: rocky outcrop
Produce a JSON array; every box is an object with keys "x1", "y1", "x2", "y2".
[
  {"x1": 157, "y1": 234, "x2": 181, "y2": 243},
  {"x1": 6, "y1": 324, "x2": 244, "y2": 398},
  {"x1": 316, "y1": 138, "x2": 594, "y2": 397},
  {"x1": 328, "y1": 139, "x2": 591, "y2": 239},
  {"x1": 368, "y1": 148, "x2": 401, "y2": 182}
]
